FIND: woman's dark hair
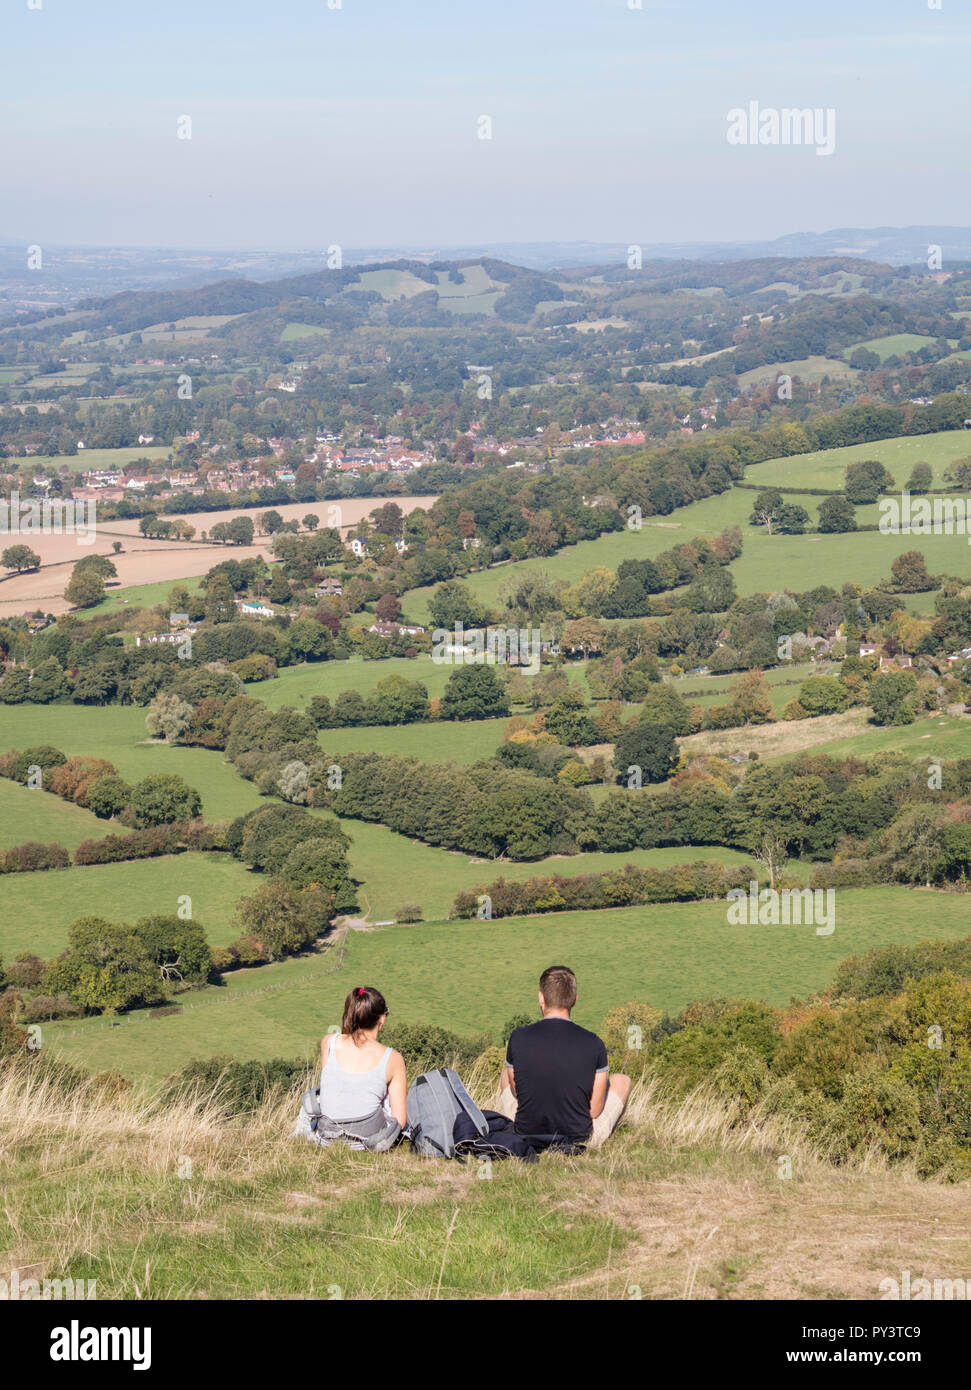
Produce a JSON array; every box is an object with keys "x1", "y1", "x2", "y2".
[{"x1": 342, "y1": 985, "x2": 387, "y2": 1036}]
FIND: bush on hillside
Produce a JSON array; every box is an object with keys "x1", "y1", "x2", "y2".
[{"x1": 163, "y1": 1055, "x2": 314, "y2": 1113}]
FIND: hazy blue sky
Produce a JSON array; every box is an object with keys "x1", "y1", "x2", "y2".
[{"x1": 4, "y1": 0, "x2": 969, "y2": 249}]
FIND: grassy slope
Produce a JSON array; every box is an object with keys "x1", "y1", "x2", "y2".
[
  {"x1": 40, "y1": 887, "x2": 971, "y2": 1079},
  {"x1": 336, "y1": 818, "x2": 758, "y2": 923},
  {"x1": 85, "y1": 575, "x2": 206, "y2": 617},
  {"x1": 682, "y1": 708, "x2": 971, "y2": 764},
  {"x1": 405, "y1": 452, "x2": 971, "y2": 626},
  {"x1": 0, "y1": 852, "x2": 258, "y2": 958},
  {"x1": 15, "y1": 445, "x2": 172, "y2": 475},
  {"x1": 7, "y1": 1065, "x2": 967, "y2": 1299},
  {"x1": 0, "y1": 705, "x2": 263, "y2": 821},
  {"x1": 743, "y1": 427, "x2": 971, "y2": 490},
  {"x1": 248, "y1": 655, "x2": 458, "y2": 708},
  {"x1": 318, "y1": 718, "x2": 508, "y2": 764},
  {"x1": 0, "y1": 777, "x2": 108, "y2": 852}
]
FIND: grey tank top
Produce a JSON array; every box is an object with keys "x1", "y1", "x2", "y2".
[{"x1": 317, "y1": 1035, "x2": 392, "y2": 1121}]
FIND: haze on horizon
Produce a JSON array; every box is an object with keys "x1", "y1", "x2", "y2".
[{"x1": 4, "y1": 0, "x2": 970, "y2": 252}]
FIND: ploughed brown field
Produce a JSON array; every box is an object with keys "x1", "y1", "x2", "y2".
[{"x1": 0, "y1": 495, "x2": 437, "y2": 619}]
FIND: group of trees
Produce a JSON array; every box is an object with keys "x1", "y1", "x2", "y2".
[
  {"x1": 64, "y1": 553, "x2": 117, "y2": 610},
  {"x1": 0, "y1": 745, "x2": 201, "y2": 825},
  {"x1": 452, "y1": 859, "x2": 752, "y2": 919}
]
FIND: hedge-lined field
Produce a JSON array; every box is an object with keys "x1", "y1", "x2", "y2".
[
  {"x1": 40, "y1": 886, "x2": 971, "y2": 1079},
  {"x1": 0, "y1": 851, "x2": 257, "y2": 959},
  {"x1": 743, "y1": 427, "x2": 970, "y2": 491},
  {"x1": 0, "y1": 705, "x2": 264, "y2": 821},
  {"x1": 404, "y1": 464, "x2": 970, "y2": 627},
  {"x1": 333, "y1": 816, "x2": 760, "y2": 922},
  {"x1": 0, "y1": 776, "x2": 106, "y2": 852}
]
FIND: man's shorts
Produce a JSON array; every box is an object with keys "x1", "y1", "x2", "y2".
[{"x1": 499, "y1": 1080, "x2": 625, "y2": 1148}]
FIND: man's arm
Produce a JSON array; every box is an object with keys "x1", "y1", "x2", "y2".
[
  {"x1": 501, "y1": 1063, "x2": 517, "y2": 1097},
  {"x1": 589, "y1": 1069, "x2": 608, "y2": 1119}
]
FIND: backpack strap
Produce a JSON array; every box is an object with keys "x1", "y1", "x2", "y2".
[{"x1": 442, "y1": 1068, "x2": 489, "y2": 1138}]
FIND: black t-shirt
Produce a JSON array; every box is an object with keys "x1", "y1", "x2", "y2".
[{"x1": 505, "y1": 1017, "x2": 609, "y2": 1143}]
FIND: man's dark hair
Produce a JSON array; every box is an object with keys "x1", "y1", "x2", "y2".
[{"x1": 539, "y1": 966, "x2": 577, "y2": 1011}]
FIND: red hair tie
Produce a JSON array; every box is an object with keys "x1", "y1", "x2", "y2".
[{"x1": 357, "y1": 987, "x2": 365, "y2": 996}]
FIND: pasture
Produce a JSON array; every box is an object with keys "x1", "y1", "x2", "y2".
[
  {"x1": 12, "y1": 445, "x2": 172, "y2": 475},
  {"x1": 334, "y1": 816, "x2": 760, "y2": 924},
  {"x1": 743, "y1": 427, "x2": 971, "y2": 491},
  {"x1": 249, "y1": 655, "x2": 459, "y2": 709},
  {"x1": 40, "y1": 886, "x2": 971, "y2": 1079},
  {"x1": 682, "y1": 708, "x2": 971, "y2": 764},
  {"x1": 405, "y1": 474, "x2": 971, "y2": 625},
  {"x1": 318, "y1": 717, "x2": 508, "y2": 764},
  {"x1": 0, "y1": 705, "x2": 264, "y2": 821},
  {"x1": 0, "y1": 776, "x2": 106, "y2": 852},
  {"x1": 0, "y1": 852, "x2": 257, "y2": 960},
  {"x1": 280, "y1": 322, "x2": 331, "y2": 341},
  {"x1": 846, "y1": 333, "x2": 944, "y2": 362},
  {"x1": 736, "y1": 357, "x2": 858, "y2": 388}
]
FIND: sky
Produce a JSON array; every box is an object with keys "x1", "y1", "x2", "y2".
[{"x1": 3, "y1": 0, "x2": 970, "y2": 250}]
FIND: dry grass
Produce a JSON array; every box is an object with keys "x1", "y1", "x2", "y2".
[
  {"x1": 681, "y1": 709, "x2": 871, "y2": 761},
  {"x1": 1, "y1": 1062, "x2": 967, "y2": 1300}
]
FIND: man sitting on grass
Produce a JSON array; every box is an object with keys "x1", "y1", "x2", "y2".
[{"x1": 499, "y1": 965, "x2": 631, "y2": 1149}]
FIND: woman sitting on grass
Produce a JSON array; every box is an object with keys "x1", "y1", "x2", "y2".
[{"x1": 294, "y1": 985, "x2": 407, "y2": 1150}]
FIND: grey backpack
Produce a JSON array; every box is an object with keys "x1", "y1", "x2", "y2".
[
  {"x1": 299, "y1": 1086, "x2": 402, "y2": 1153},
  {"x1": 406, "y1": 1068, "x2": 489, "y2": 1158}
]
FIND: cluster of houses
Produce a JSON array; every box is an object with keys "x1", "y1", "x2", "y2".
[{"x1": 63, "y1": 433, "x2": 434, "y2": 505}]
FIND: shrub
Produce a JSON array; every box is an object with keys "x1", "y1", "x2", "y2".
[
  {"x1": 380, "y1": 1022, "x2": 489, "y2": 1074},
  {"x1": 0, "y1": 842, "x2": 70, "y2": 873},
  {"x1": 653, "y1": 1002, "x2": 782, "y2": 1092},
  {"x1": 22, "y1": 994, "x2": 82, "y2": 1022},
  {"x1": 830, "y1": 937, "x2": 971, "y2": 1001},
  {"x1": 163, "y1": 1055, "x2": 313, "y2": 1113},
  {"x1": 11, "y1": 746, "x2": 68, "y2": 782},
  {"x1": 395, "y1": 903, "x2": 423, "y2": 923},
  {"x1": 600, "y1": 1000, "x2": 664, "y2": 1055}
]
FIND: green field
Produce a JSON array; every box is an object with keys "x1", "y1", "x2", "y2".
[
  {"x1": 673, "y1": 661, "x2": 818, "y2": 714},
  {"x1": 249, "y1": 655, "x2": 459, "y2": 709},
  {"x1": 336, "y1": 816, "x2": 759, "y2": 923},
  {"x1": 0, "y1": 776, "x2": 107, "y2": 851},
  {"x1": 0, "y1": 705, "x2": 263, "y2": 821},
  {"x1": 41, "y1": 886, "x2": 971, "y2": 1079},
  {"x1": 319, "y1": 718, "x2": 508, "y2": 764},
  {"x1": 781, "y1": 710, "x2": 971, "y2": 763},
  {"x1": 12, "y1": 445, "x2": 173, "y2": 475},
  {"x1": 352, "y1": 268, "x2": 436, "y2": 300},
  {"x1": 846, "y1": 333, "x2": 944, "y2": 362},
  {"x1": 438, "y1": 292, "x2": 501, "y2": 316},
  {"x1": 85, "y1": 575, "x2": 206, "y2": 617},
  {"x1": 737, "y1": 357, "x2": 859, "y2": 388},
  {"x1": 405, "y1": 473, "x2": 971, "y2": 625},
  {"x1": 744, "y1": 427, "x2": 971, "y2": 491},
  {"x1": 0, "y1": 852, "x2": 257, "y2": 959},
  {"x1": 281, "y1": 322, "x2": 331, "y2": 342}
]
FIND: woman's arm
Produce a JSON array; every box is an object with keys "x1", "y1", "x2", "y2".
[{"x1": 386, "y1": 1049, "x2": 407, "y2": 1128}]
